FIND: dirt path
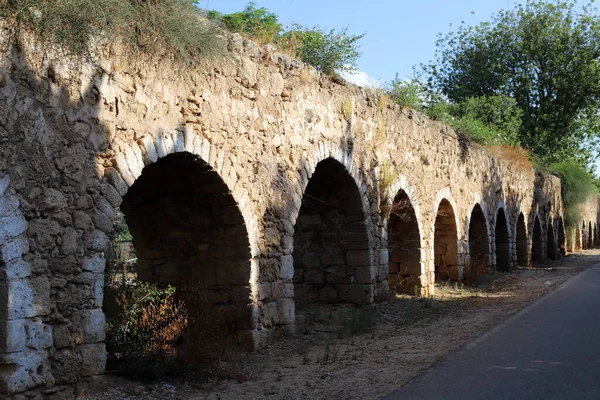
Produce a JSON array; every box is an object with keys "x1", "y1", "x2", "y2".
[{"x1": 88, "y1": 250, "x2": 600, "y2": 400}]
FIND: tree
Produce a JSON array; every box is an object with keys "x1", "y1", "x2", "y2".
[
  {"x1": 280, "y1": 25, "x2": 365, "y2": 74},
  {"x1": 422, "y1": 0, "x2": 600, "y2": 166}
]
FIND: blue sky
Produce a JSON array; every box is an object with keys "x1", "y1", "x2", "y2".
[{"x1": 202, "y1": 0, "x2": 519, "y2": 85}]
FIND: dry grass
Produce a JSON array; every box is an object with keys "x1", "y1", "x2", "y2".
[
  {"x1": 487, "y1": 145, "x2": 533, "y2": 170},
  {"x1": 342, "y1": 99, "x2": 353, "y2": 122}
]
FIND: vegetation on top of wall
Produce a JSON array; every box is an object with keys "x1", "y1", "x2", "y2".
[
  {"x1": 419, "y1": 0, "x2": 600, "y2": 168},
  {"x1": 549, "y1": 162, "x2": 598, "y2": 230},
  {"x1": 0, "y1": 0, "x2": 226, "y2": 61},
  {"x1": 207, "y1": 2, "x2": 365, "y2": 75},
  {"x1": 388, "y1": 76, "x2": 523, "y2": 148}
]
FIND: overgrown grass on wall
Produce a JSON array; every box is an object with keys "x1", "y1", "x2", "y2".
[
  {"x1": 0, "y1": 0, "x2": 225, "y2": 61},
  {"x1": 549, "y1": 162, "x2": 597, "y2": 231}
]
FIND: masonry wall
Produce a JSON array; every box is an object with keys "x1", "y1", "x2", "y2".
[{"x1": 0, "y1": 31, "x2": 575, "y2": 398}]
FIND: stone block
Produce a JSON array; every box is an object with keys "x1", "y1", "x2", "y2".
[
  {"x1": 302, "y1": 252, "x2": 321, "y2": 269},
  {"x1": 378, "y1": 249, "x2": 389, "y2": 264},
  {"x1": 0, "y1": 319, "x2": 26, "y2": 353},
  {"x1": 3, "y1": 280, "x2": 35, "y2": 320},
  {"x1": 279, "y1": 255, "x2": 294, "y2": 280},
  {"x1": 84, "y1": 230, "x2": 108, "y2": 252},
  {"x1": 51, "y1": 349, "x2": 81, "y2": 385},
  {"x1": 347, "y1": 250, "x2": 372, "y2": 267},
  {"x1": 325, "y1": 267, "x2": 347, "y2": 284},
  {"x1": 0, "y1": 215, "x2": 27, "y2": 245},
  {"x1": 260, "y1": 301, "x2": 278, "y2": 327},
  {"x1": 1, "y1": 259, "x2": 32, "y2": 280},
  {"x1": 77, "y1": 344, "x2": 107, "y2": 377},
  {"x1": 277, "y1": 299, "x2": 295, "y2": 325},
  {"x1": 81, "y1": 255, "x2": 105, "y2": 273},
  {"x1": 52, "y1": 325, "x2": 71, "y2": 349},
  {"x1": 319, "y1": 285, "x2": 338, "y2": 303},
  {"x1": 72, "y1": 309, "x2": 105, "y2": 345},
  {"x1": 354, "y1": 266, "x2": 374, "y2": 284},
  {"x1": 25, "y1": 319, "x2": 53, "y2": 350},
  {"x1": 0, "y1": 350, "x2": 52, "y2": 394},
  {"x1": 304, "y1": 270, "x2": 324, "y2": 285},
  {"x1": 338, "y1": 284, "x2": 373, "y2": 304},
  {"x1": 400, "y1": 261, "x2": 422, "y2": 276},
  {"x1": 0, "y1": 237, "x2": 29, "y2": 264}
]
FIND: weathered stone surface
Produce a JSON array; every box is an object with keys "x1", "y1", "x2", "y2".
[
  {"x1": 0, "y1": 30, "x2": 580, "y2": 399},
  {"x1": 72, "y1": 309, "x2": 105, "y2": 345}
]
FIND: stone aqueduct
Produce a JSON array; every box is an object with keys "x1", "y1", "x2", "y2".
[{"x1": 0, "y1": 33, "x2": 599, "y2": 398}]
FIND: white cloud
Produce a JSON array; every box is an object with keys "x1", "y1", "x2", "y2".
[{"x1": 339, "y1": 70, "x2": 383, "y2": 89}]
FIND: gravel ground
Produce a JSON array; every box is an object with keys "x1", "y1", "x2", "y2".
[{"x1": 86, "y1": 249, "x2": 600, "y2": 400}]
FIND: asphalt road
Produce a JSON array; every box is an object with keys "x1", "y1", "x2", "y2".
[{"x1": 384, "y1": 266, "x2": 600, "y2": 400}]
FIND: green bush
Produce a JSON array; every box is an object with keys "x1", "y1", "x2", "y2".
[
  {"x1": 388, "y1": 77, "x2": 425, "y2": 110},
  {"x1": 549, "y1": 162, "x2": 597, "y2": 230},
  {"x1": 455, "y1": 95, "x2": 522, "y2": 145},
  {"x1": 281, "y1": 24, "x2": 364, "y2": 75},
  {"x1": 207, "y1": 1, "x2": 282, "y2": 44},
  {"x1": 208, "y1": 2, "x2": 365, "y2": 75},
  {"x1": 1, "y1": 0, "x2": 225, "y2": 61},
  {"x1": 105, "y1": 282, "x2": 188, "y2": 381}
]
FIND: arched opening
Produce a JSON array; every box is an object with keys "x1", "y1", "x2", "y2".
[
  {"x1": 293, "y1": 158, "x2": 372, "y2": 327},
  {"x1": 532, "y1": 216, "x2": 544, "y2": 263},
  {"x1": 595, "y1": 224, "x2": 599, "y2": 246},
  {"x1": 547, "y1": 219, "x2": 558, "y2": 260},
  {"x1": 575, "y1": 226, "x2": 582, "y2": 251},
  {"x1": 434, "y1": 199, "x2": 459, "y2": 281},
  {"x1": 466, "y1": 204, "x2": 489, "y2": 283},
  {"x1": 516, "y1": 213, "x2": 528, "y2": 266},
  {"x1": 557, "y1": 218, "x2": 566, "y2": 256},
  {"x1": 589, "y1": 222, "x2": 594, "y2": 248},
  {"x1": 495, "y1": 208, "x2": 511, "y2": 271},
  {"x1": 115, "y1": 152, "x2": 252, "y2": 365},
  {"x1": 387, "y1": 190, "x2": 421, "y2": 295}
]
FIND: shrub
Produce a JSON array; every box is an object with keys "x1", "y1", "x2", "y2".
[
  {"x1": 208, "y1": 3, "x2": 365, "y2": 75},
  {"x1": 105, "y1": 282, "x2": 188, "y2": 381},
  {"x1": 455, "y1": 95, "x2": 522, "y2": 145},
  {"x1": 388, "y1": 77, "x2": 425, "y2": 110},
  {"x1": 1, "y1": 0, "x2": 225, "y2": 61},
  {"x1": 207, "y1": 1, "x2": 282, "y2": 44},
  {"x1": 281, "y1": 24, "x2": 365, "y2": 75},
  {"x1": 549, "y1": 162, "x2": 597, "y2": 230}
]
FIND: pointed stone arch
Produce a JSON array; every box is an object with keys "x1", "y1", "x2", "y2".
[
  {"x1": 495, "y1": 207, "x2": 512, "y2": 271},
  {"x1": 433, "y1": 195, "x2": 460, "y2": 281},
  {"x1": 515, "y1": 212, "x2": 528, "y2": 267},
  {"x1": 292, "y1": 156, "x2": 374, "y2": 327},
  {"x1": 101, "y1": 130, "x2": 265, "y2": 358},
  {"x1": 532, "y1": 214, "x2": 544, "y2": 263},
  {"x1": 466, "y1": 203, "x2": 490, "y2": 282},
  {"x1": 386, "y1": 187, "x2": 422, "y2": 295},
  {"x1": 119, "y1": 152, "x2": 255, "y2": 355}
]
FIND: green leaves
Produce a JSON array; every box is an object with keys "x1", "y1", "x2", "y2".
[
  {"x1": 281, "y1": 25, "x2": 364, "y2": 74},
  {"x1": 207, "y1": 1, "x2": 282, "y2": 44},
  {"x1": 422, "y1": 0, "x2": 600, "y2": 167},
  {"x1": 207, "y1": 2, "x2": 365, "y2": 75},
  {"x1": 549, "y1": 162, "x2": 597, "y2": 229}
]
